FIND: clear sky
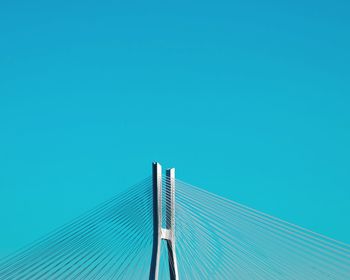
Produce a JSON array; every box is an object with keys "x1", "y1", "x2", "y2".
[{"x1": 0, "y1": 0, "x2": 350, "y2": 258}]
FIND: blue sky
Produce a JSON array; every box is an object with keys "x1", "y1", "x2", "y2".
[{"x1": 1, "y1": 0, "x2": 350, "y2": 258}]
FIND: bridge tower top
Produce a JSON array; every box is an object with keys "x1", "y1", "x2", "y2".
[{"x1": 149, "y1": 162, "x2": 179, "y2": 280}]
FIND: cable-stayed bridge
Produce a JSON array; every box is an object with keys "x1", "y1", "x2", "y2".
[{"x1": 0, "y1": 162, "x2": 349, "y2": 279}]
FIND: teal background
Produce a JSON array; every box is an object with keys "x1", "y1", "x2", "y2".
[{"x1": 1, "y1": 0, "x2": 349, "y2": 258}]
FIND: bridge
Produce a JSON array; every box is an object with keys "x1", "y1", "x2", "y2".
[{"x1": 0, "y1": 162, "x2": 349, "y2": 279}]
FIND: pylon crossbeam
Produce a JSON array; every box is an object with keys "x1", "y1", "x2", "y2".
[{"x1": 161, "y1": 229, "x2": 172, "y2": 241}]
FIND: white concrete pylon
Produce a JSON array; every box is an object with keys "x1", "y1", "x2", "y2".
[{"x1": 149, "y1": 162, "x2": 179, "y2": 280}]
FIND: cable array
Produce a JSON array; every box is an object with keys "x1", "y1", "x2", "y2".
[
  {"x1": 0, "y1": 177, "x2": 154, "y2": 280},
  {"x1": 1, "y1": 175, "x2": 349, "y2": 279},
  {"x1": 175, "y1": 179, "x2": 350, "y2": 280}
]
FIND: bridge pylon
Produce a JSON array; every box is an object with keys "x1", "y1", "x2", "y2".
[{"x1": 149, "y1": 162, "x2": 179, "y2": 280}]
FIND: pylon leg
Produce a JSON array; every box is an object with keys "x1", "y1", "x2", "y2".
[{"x1": 149, "y1": 162, "x2": 162, "y2": 280}]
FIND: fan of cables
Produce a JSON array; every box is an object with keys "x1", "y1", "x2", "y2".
[
  {"x1": 175, "y1": 179, "x2": 350, "y2": 280},
  {"x1": 0, "y1": 177, "x2": 154, "y2": 280}
]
